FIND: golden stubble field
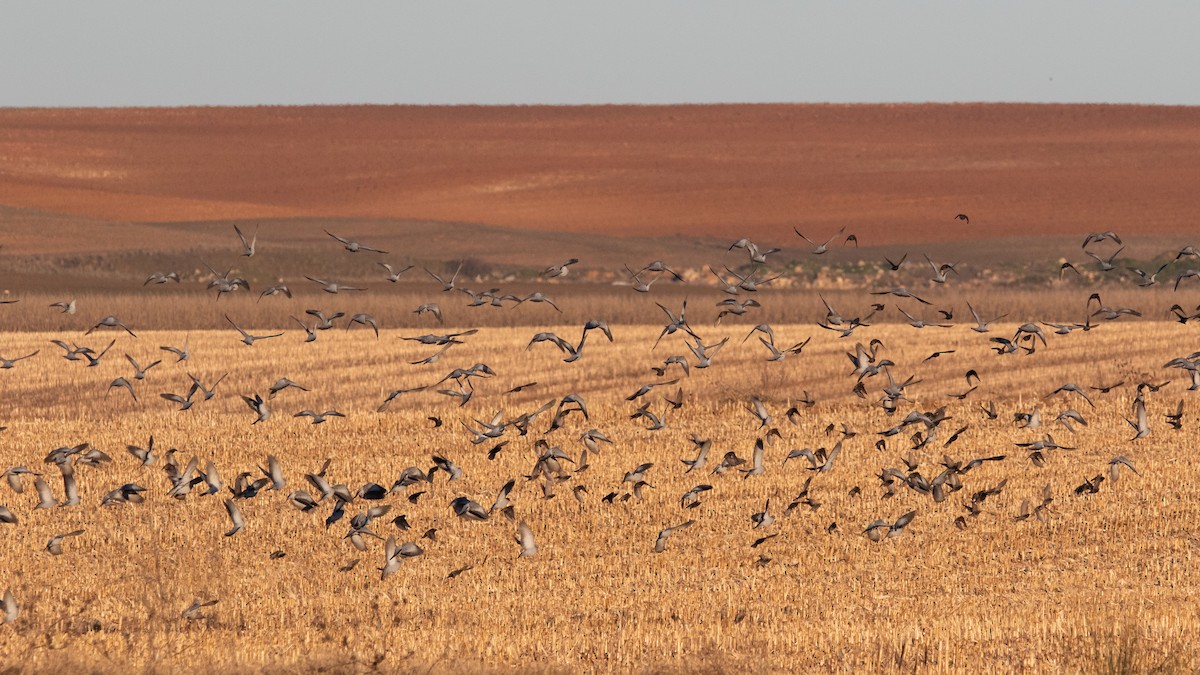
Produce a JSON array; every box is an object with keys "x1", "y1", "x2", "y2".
[{"x1": 1, "y1": 318, "x2": 1198, "y2": 673}]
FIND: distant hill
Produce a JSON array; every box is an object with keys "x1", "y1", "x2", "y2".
[{"x1": 2, "y1": 103, "x2": 1199, "y2": 250}]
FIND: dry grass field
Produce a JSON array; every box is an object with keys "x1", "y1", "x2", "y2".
[{"x1": 1, "y1": 317, "x2": 1198, "y2": 673}]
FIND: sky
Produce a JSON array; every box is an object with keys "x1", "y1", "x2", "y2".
[{"x1": 1, "y1": 1, "x2": 1196, "y2": 107}]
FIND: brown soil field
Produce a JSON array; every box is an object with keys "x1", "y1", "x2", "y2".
[{"x1": 2, "y1": 104, "x2": 1200, "y2": 253}]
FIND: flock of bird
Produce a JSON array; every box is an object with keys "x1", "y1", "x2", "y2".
[{"x1": 1, "y1": 221, "x2": 1195, "y2": 627}]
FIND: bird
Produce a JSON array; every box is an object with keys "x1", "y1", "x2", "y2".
[
  {"x1": 966, "y1": 302, "x2": 1007, "y2": 333},
  {"x1": 124, "y1": 353, "x2": 161, "y2": 380},
  {"x1": 144, "y1": 272, "x2": 181, "y2": 285},
  {"x1": 292, "y1": 316, "x2": 317, "y2": 342},
  {"x1": 107, "y1": 377, "x2": 138, "y2": 401},
  {"x1": 269, "y1": 377, "x2": 309, "y2": 398},
  {"x1": 294, "y1": 410, "x2": 345, "y2": 425},
  {"x1": 304, "y1": 276, "x2": 365, "y2": 294},
  {"x1": 326, "y1": 229, "x2": 388, "y2": 253},
  {"x1": 1086, "y1": 246, "x2": 1124, "y2": 272},
  {"x1": 2, "y1": 588, "x2": 16, "y2": 625},
  {"x1": 181, "y1": 598, "x2": 219, "y2": 621},
  {"x1": 380, "y1": 536, "x2": 404, "y2": 579},
  {"x1": 794, "y1": 225, "x2": 846, "y2": 255},
  {"x1": 751, "y1": 499, "x2": 774, "y2": 529},
  {"x1": 653, "y1": 520, "x2": 695, "y2": 552},
  {"x1": 451, "y1": 496, "x2": 489, "y2": 521},
  {"x1": 515, "y1": 292, "x2": 561, "y2": 312},
  {"x1": 87, "y1": 315, "x2": 137, "y2": 337},
  {"x1": 379, "y1": 262, "x2": 413, "y2": 282},
  {"x1": 425, "y1": 262, "x2": 464, "y2": 292},
  {"x1": 160, "y1": 336, "x2": 191, "y2": 362},
  {"x1": 49, "y1": 299, "x2": 76, "y2": 314},
  {"x1": 188, "y1": 372, "x2": 227, "y2": 401},
  {"x1": 515, "y1": 521, "x2": 537, "y2": 558},
  {"x1": 306, "y1": 309, "x2": 346, "y2": 330},
  {"x1": 1125, "y1": 395, "x2": 1150, "y2": 441},
  {"x1": 0, "y1": 350, "x2": 39, "y2": 369},
  {"x1": 223, "y1": 499, "x2": 245, "y2": 536},
  {"x1": 1108, "y1": 456, "x2": 1140, "y2": 482},
  {"x1": 46, "y1": 529, "x2": 85, "y2": 555},
  {"x1": 346, "y1": 313, "x2": 380, "y2": 338},
  {"x1": 225, "y1": 315, "x2": 284, "y2": 346},
  {"x1": 241, "y1": 394, "x2": 271, "y2": 425},
  {"x1": 234, "y1": 224, "x2": 258, "y2": 256},
  {"x1": 542, "y1": 258, "x2": 580, "y2": 278},
  {"x1": 258, "y1": 285, "x2": 292, "y2": 302},
  {"x1": 864, "y1": 511, "x2": 917, "y2": 541},
  {"x1": 1082, "y1": 231, "x2": 1122, "y2": 248},
  {"x1": 414, "y1": 304, "x2": 443, "y2": 323}
]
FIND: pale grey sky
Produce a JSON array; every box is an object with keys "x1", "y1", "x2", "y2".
[{"x1": 1, "y1": 1, "x2": 1196, "y2": 107}]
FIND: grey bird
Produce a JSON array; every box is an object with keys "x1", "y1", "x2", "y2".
[
  {"x1": 380, "y1": 535, "x2": 404, "y2": 579},
  {"x1": 258, "y1": 285, "x2": 292, "y2": 302},
  {"x1": 751, "y1": 499, "x2": 775, "y2": 529},
  {"x1": 181, "y1": 598, "x2": 218, "y2": 621},
  {"x1": 124, "y1": 354, "x2": 162, "y2": 380},
  {"x1": 681, "y1": 437, "x2": 711, "y2": 473},
  {"x1": 425, "y1": 262, "x2": 464, "y2": 292},
  {"x1": 234, "y1": 224, "x2": 257, "y2": 256},
  {"x1": 305, "y1": 309, "x2": 345, "y2": 330},
  {"x1": 346, "y1": 313, "x2": 380, "y2": 338},
  {"x1": 3, "y1": 466, "x2": 38, "y2": 494},
  {"x1": 101, "y1": 483, "x2": 147, "y2": 506},
  {"x1": 34, "y1": 477, "x2": 55, "y2": 509},
  {"x1": 291, "y1": 316, "x2": 317, "y2": 342},
  {"x1": 0, "y1": 350, "x2": 39, "y2": 369},
  {"x1": 490, "y1": 479, "x2": 516, "y2": 515},
  {"x1": 223, "y1": 499, "x2": 245, "y2": 536},
  {"x1": 515, "y1": 520, "x2": 537, "y2": 558},
  {"x1": 49, "y1": 299, "x2": 76, "y2": 314},
  {"x1": 268, "y1": 377, "x2": 309, "y2": 399},
  {"x1": 304, "y1": 276, "x2": 366, "y2": 294},
  {"x1": 1108, "y1": 456, "x2": 1141, "y2": 482},
  {"x1": 653, "y1": 520, "x2": 695, "y2": 553},
  {"x1": 379, "y1": 262, "x2": 414, "y2": 282},
  {"x1": 741, "y1": 439, "x2": 766, "y2": 478},
  {"x1": 241, "y1": 393, "x2": 271, "y2": 425},
  {"x1": 160, "y1": 336, "x2": 190, "y2": 362},
  {"x1": 260, "y1": 454, "x2": 286, "y2": 490},
  {"x1": 294, "y1": 409, "x2": 345, "y2": 425},
  {"x1": 1124, "y1": 396, "x2": 1150, "y2": 441},
  {"x1": 865, "y1": 511, "x2": 917, "y2": 541},
  {"x1": 414, "y1": 303, "x2": 443, "y2": 323},
  {"x1": 451, "y1": 496, "x2": 489, "y2": 521},
  {"x1": 159, "y1": 391, "x2": 195, "y2": 412},
  {"x1": 226, "y1": 315, "x2": 284, "y2": 346},
  {"x1": 966, "y1": 302, "x2": 1007, "y2": 333},
  {"x1": 187, "y1": 369, "x2": 226, "y2": 401},
  {"x1": 47, "y1": 529, "x2": 85, "y2": 555},
  {"x1": 794, "y1": 225, "x2": 845, "y2": 255},
  {"x1": 2, "y1": 589, "x2": 17, "y2": 625},
  {"x1": 514, "y1": 292, "x2": 561, "y2": 312},
  {"x1": 87, "y1": 315, "x2": 137, "y2": 337},
  {"x1": 107, "y1": 377, "x2": 138, "y2": 402},
  {"x1": 542, "y1": 258, "x2": 580, "y2": 278},
  {"x1": 82, "y1": 339, "x2": 117, "y2": 367},
  {"x1": 1082, "y1": 231, "x2": 1122, "y2": 248},
  {"x1": 326, "y1": 229, "x2": 388, "y2": 254}
]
